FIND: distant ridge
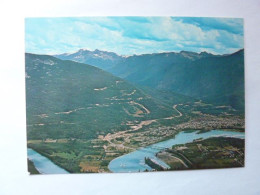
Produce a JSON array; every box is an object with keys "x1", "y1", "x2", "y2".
[
  {"x1": 54, "y1": 48, "x2": 244, "y2": 111},
  {"x1": 55, "y1": 48, "x2": 243, "y2": 59}
]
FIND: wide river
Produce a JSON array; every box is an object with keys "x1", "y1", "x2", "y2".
[
  {"x1": 108, "y1": 130, "x2": 245, "y2": 173},
  {"x1": 27, "y1": 130, "x2": 244, "y2": 174}
]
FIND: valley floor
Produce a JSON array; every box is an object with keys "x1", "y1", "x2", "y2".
[{"x1": 27, "y1": 102, "x2": 244, "y2": 173}]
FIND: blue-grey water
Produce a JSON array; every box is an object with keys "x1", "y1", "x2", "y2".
[
  {"x1": 27, "y1": 130, "x2": 244, "y2": 174},
  {"x1": 27, "y1": 148, "x2": 69, "y2": 174},
  {"x1": 108, "y1": 130, "x2": 245, "y2": 173}
]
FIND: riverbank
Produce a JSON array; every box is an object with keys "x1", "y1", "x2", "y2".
[
  {"x1": 27, "y1": 159, "x2": 39, "y2": 174},
  {"x1": 108, "y1": 130, "x2": 245, "y2": 173},
  {"x1": 27, "y1": 148, "x2": 69, "y2": 174},
  {"x1": 157, "y1": 136, "x2": 244, "y2": 170},
  {"x1": 29, "y1": 147, "x2": 72, "y2": 173}
]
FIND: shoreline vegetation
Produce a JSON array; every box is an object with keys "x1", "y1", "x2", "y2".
[
  {"x1": 27, "y1": 159, "x2": 40, "y2": 175},
  {"x1": 183, "y1": 128, "x2": 245, "y2": 134},
  {"x1": 27, "y1": 148, "x2": 72, "y2": 173},
  {"x1": 144, "y1": 157, "x2": 169, "y2": 171},
  {"x1": 156, "y1": 136, "x2": 244, "y2": 170}
]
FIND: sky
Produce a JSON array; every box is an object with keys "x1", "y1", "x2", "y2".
[{"x1": 25, "y1": 17, "x2": 244, "y2": 55}]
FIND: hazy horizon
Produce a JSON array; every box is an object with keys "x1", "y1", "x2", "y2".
[{"x1": 26, "y1": 47, "x2": 244, "y2": 57}]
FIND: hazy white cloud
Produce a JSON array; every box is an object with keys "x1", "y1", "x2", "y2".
[{"x1": 25, "y1": 17, "x2": 244, "y2": 55}]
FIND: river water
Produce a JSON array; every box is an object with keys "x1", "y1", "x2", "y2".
[
  {"x1": 27, "y1": 130, "x2": 244, "y2": 174},
  {"x1": 27, "y1": 148, "x2": 69, "y2": 174},
  {"x1": 108, "y1": 130, "x2": 245, "y2": 173}
]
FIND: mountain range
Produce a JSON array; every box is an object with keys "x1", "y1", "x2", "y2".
[
  {"x1": 55, "y1": 49, "x2": 244, "y2": 110},
  {"x1": 54, "y1": 49, "x2": 122, "y2": 71}
]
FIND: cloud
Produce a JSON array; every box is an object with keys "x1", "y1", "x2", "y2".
[
  {"x1": 172, "y1": 17, "x2": 243, "y2": 35},
  {"x1": 25, "y1": 17, "x2": 244, "y2": 55}
]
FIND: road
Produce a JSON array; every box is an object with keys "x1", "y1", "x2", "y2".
[{"x1": 101, "y1": 104, "x2": 184, "y2": 151}]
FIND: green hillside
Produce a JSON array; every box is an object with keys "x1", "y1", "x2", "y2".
[{"x1": 26, "y1": 53, "x2": 187, "y2": 140}]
